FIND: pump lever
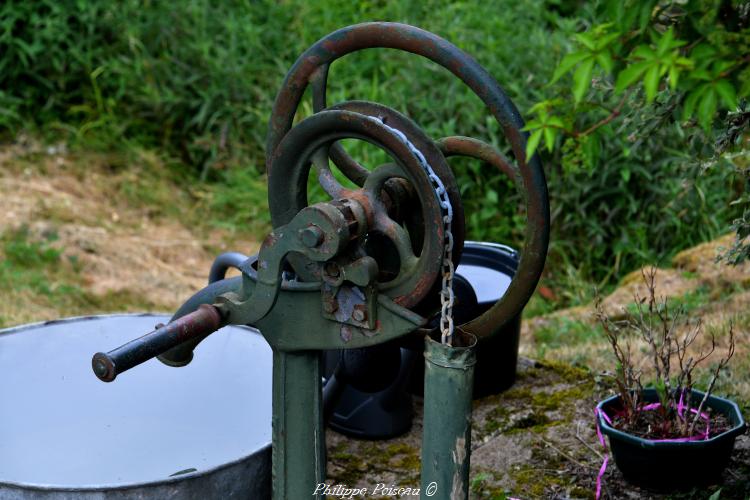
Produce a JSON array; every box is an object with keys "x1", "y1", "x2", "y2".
[{"x1": 91, "y1": 304, "x2": 224, "y2": 382}]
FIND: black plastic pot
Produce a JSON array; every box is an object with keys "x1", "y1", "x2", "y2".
[
  {"x1": 597, "y1": 389, "x2": 746, "y2": 490},
  {"x1": 458, "y1": 242, "x2": 521, "y2": 398}
]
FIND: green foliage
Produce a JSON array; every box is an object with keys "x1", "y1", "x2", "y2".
[
  {"x1": 0, "y1": 229, "x2": 69, "y2": 315},
  {"x1": 522, "y1": 0, "x2": 748, "y2": 290},
  {"x1": 534, "y1": 317, "x2": 603, "y2": 355},
  {"x1": 0, "y1": 0, "x2": 564, "y2": 245},
  {"x1": 3, "y1": 227, "x2": 62, "y2": 268},
  {"x1": 0, "y1": 228, "x2": 80, "y2": 305},
  {"x1": 550, "y1": 23, "x2": 621, "y2": 102},
  {"x1": 2, "y1": 0, "x2": 746, "y2": 308},
  {"x1": 0, "y1": 227, "x2": 156, "y2": 327},
  {"x1": 206, "y1": 166, "x2": 271, "y2": 236},
  {"x1": 527, "y1": 0, "x2": 749, "y2": 158},
  {"x1": 0, "y1": 0, "x2": 297, "y2": 170}
]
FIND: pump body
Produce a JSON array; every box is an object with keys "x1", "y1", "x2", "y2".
[{"x1": 92, "y1": 22, "x2": 550, "y2": 500}]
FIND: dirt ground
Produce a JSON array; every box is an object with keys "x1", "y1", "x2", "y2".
[
  {"x1": 0, "y1": 142, "x2": 258, "y2": 326},
  {"x1": 327, "y1": 357, "x2": 749, "y2": 499},
  {"x1": 1, "y1": 143, "x2": 748, "y2": 498}
]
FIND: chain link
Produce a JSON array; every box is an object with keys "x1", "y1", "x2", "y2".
[{"x1": 367, "y1": 116, "x2": 456, "y2": 345}]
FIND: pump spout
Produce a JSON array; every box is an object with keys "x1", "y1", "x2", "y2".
[
  {"x1": 158, "y1": 276, "x2": 244, "y2": 367},
  {"x1": 92, "y1": 304, "x2": 224, "y2": 382},
  {"x1": 91, "y1": 276, "x2": 244, "y2": 381}
]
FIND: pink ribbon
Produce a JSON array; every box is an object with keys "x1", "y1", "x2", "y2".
[{"x1": 594, "y1": 408, "x2": 609, "y2": 500}]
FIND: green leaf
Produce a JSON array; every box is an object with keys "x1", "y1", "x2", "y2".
[
  {"x1": 683, "y1": 84, "x2": 708, "y2": 120},
  {"x1": 595, "y1": 32, "x2": 621, "y2": 51},
  {"x1": 573, "y1": 32, "x2": 596, "y2": 51},
  {"x1": 714, "y1": 60, "x2": 735, "y2": 74},
  {"x1": 697, "y1": 88, "x2": 717, "y2": 131},
  {"x1": 643, "y1": 64, "x2": 661, "y2": 102},
  {"x1": 596, "y1": 52, "x2": 614, "y2": 74},
  {"x1": 632, "y1": 45, "x2": 655, "y2": 59},
  {"x1": 714, "y1": 80, "x2": 738, "y2": 109},
  {"x1": 690, "y1": 43, "x2": 716, "y2": 62},
  {"x1": 655, "y1": 379, "x2": 668, "y2": 404},
  {"x1": 543, "y1": 126, "x2": 556, "y2": 152},
  {"x1": 615, "y1": 61, "x2": 650, "y2": 93},
  {"x1": 583, "y1": 133, "x2": 600, "y2": 169},
  {"x1": 668, "y1": 65, "x2": 679, "y2": 90},
  {"x1": 638, "y1": 1, "x2": 656, "y2": 30},
  {"x1": 740, "y1": 75, "x2": 750, "y2": 98},
  {"x1": 573, "y1": 58, "x2": 594, "y2": 103},
  {"x1": 620, "y1": 168, "x2": 631, "y2": 182},
  {"x1": 525, "y1": 129, "x2": 543, "y2": 160},
  {"x1": 690, "y1": 69, "x2": 712, "y2": 81},
  {"x1": 546, "y1": 116, "x2": 566, "y2": 128},
  {"x1": 656, "y1": 28, "x2": 674, "y2": 56},
  {"x1": 521, "y1": 119, "x2": 542, "y2": 131},
  {"x1": 551, "y1": 51, "x2": 591, "y2": 83},
  {"x1": 707, "y1": 489, "x2": 721, "y2": 500},
  {"x1": 528, "y1": 100, "x2": 554, "y2": 114}
]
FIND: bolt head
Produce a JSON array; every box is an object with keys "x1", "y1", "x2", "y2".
[
  {"x1": 299, "y1": 225, "x2": 324, "y2": 248},
  {"x1": 352, "y1": 308, "x2": 366, "y2": 322}
]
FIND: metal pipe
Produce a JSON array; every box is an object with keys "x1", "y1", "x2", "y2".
[
  {"x1": 208, "y1": 252, "x2": 250, "y2": 284},
  {"x1": 272, "y1": 349, "x2": 325, "y2": 499},
  {"x1": 420, "y1": 334, "x2": 477, "y2": 500},
  {"x1": 92, "y1": 304, "x2": 224, "y2": 382},
  {"x1": 158, "y1": 276, "x2": 244, "y2": 367}
]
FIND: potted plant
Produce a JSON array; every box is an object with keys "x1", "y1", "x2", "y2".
[{"x1": 594, "y1": 268, "x2": 746, "y2": 493}]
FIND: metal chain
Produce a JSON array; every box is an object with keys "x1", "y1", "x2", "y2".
[{"x1": 367, "y1": 116, "x2": 456, "y2": 345}]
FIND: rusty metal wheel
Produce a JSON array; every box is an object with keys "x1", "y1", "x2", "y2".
[
  {"x1": 267, "y1": 109, "x2": 450, "y2": 308},
  {"x1": 267, "y1": 22, "x2": 550, "y2": 336}
]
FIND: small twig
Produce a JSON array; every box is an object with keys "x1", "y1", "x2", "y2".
[
  {"x1": 538, "y1": 436, "x2": 596, "y2": 470},
  {"x1": 576, "y1": 91, "x2": 632, "y2": 138},
  {"x1": 689, "y1": 324, "x2": 735, "y2": 435},
  {"x1": 574, "y1": 430, "x2": 605, "y2": 461}
]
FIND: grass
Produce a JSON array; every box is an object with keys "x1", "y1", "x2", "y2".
[
  {"x1": 2, "y1": 0, "x2": 741, "y2": 302},
  {"x1": 525, "y1": 270, "x2": 750, "y2": 405},
  {"x1": 533, "y1": 317, "x2": 603, "y2": 355},
  {"x1": 0, "y1": 143, "x2": 266, "y2": 328},
  {"x1": 0, "y1": 227, "x2": 157, "y2": 328}
]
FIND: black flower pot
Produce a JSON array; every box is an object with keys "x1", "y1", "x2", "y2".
[{"x1": 596, "y1": 389, "x2": 746, "y2": 491}]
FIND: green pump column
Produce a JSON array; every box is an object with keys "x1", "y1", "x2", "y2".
[
  {"x1": 272, "y1": 349, "x2": 325, "y2": 500},
  {"x1": 420, "y1": 334, "x2": 477, "y2": 500}
]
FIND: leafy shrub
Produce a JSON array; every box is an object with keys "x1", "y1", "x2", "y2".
[
  {"x1": 1, "y1": 0, "x2": 743, "y2": 304},
  {"x1": 525, "y1": 0, "x2": 749, "y2": 281}
]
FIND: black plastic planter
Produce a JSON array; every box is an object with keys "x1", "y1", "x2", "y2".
[
  {"x1": 459, "y1": 242, "x2": 521, "y2": 398},
  {"x1": 597, "y1": 389, "x2": 746, "y2": 490}
]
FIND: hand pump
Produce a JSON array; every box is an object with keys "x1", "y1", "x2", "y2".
[{"x1": 91, "y1": 22, "x2": 550, "y2": 500}]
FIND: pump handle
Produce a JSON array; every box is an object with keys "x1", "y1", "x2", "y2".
[{"x1": 91, "y1": 304, "x2": 223, "y2": 382}]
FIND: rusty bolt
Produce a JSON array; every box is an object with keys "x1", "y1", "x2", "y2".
[
  {"x1": 352, "y1": 307, "x2": 366, "y2": 322},
  {"x1": 299, "y1": 225, "x2": 324, "y2": 248}
]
